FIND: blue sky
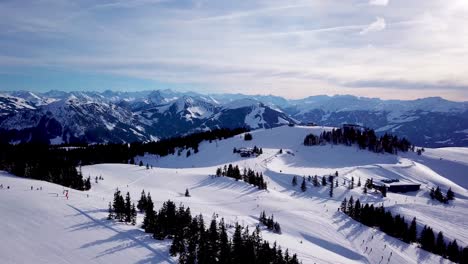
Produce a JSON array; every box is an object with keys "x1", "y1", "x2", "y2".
[{"x1": 0, "y1": 0, "x2": 467, "y2": 100}]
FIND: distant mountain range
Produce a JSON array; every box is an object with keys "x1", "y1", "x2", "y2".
[{"x1": 1, "y1": 90, "x2": 467, "y2": 147}]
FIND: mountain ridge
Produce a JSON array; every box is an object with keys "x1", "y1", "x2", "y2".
[{"x1": 0, "y1": 90, "x2": 467, "y2": 146}]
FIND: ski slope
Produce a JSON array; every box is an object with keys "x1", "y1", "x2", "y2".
[{"x1": 1, "y1": 125, "x2": 467, "y2": 263}]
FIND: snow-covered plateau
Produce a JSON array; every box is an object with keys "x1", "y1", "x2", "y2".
[{"x1": 1, "y1": 126, "x2": 467, "y2": 263}]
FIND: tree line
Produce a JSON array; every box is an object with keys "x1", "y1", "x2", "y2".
[
  {"x1": 303, "y1": 127, "x2": 412, "y2": 154},
  {"x1": 215, "y1": 164, "x2": 267, "y2": 190},
  {"x1": 0, "y1": 128, "x2": 247, "y2": 190},
  {"x1": 341, "y1": 196, "x2": 467, "y2": 263},
  {"x1": 125, "y1": 191, "x2": 301, "y2": 264}
]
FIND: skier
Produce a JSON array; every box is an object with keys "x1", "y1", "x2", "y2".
[{"x1": 65, "y1": 190, "x2": 69, "y2": 200}]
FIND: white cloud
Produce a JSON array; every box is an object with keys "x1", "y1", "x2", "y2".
[
  {"x1": 359, "y1": 17, "x2": 386, "y2": 35},
  {"x1": 369, "y1": 0, "x2": 389, "y2": 6},
  {"x1": 0, "y1": 0, "x2": 467, "y2": 100}
]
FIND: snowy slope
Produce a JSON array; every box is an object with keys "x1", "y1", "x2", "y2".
[{"x1": 1, "y1": 125, "x2": 467, "y2": 263}]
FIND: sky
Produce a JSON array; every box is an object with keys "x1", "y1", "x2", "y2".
[{"x1": 0, "y1": 0, "x2": 467, "y2": 101}]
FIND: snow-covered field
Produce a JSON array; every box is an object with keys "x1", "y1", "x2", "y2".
[{"x1": 1, "y1": 125, "x2": 467, "y2": 263}]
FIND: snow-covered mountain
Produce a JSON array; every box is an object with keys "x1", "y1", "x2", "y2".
[
  {"x1": 0, "y1": 90, "x2": 467, "y2": 146},
  {"x1": 1, "y1": 125, "x2": 467, "y2": 263},
  {"x1": 0, "y1": 91, "x2": 297, "y2": 144},
  {"x1": 285, "y1": 95, "x2": 468, "y2": 147}
]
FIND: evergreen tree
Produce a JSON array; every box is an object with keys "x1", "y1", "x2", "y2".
[
  {"x1": 131, "y1": 203, "x2": 137, "y2": 225},
  {"x1": 408, "y1": 217, "x2": 417, "y2": 243},
  {"x1": 142, "y1": 194, "x2": 155, "y2": 232},
  {"x1": 300, "y1": 176, "x2": 307, "y2": 192},
  {"x1": 435, "y1": 231, "x2": 446, "y2": 256},
  {"x1": 313, "y1": 175, "x2": 319, "y2": 187},
  {"x1": 447, "y1": 187, "x2": 455, "y2": 201},
  {"x1": 430, "y1": 187, "x2": 435, "y2": 199},
  {"x1": 447, "y1": 239, "x2": 460, "y2": 263},
  {"x1": 232, "y1": 223, "x2": 243, "y2": 263},
  {"x1": 207, "y1": 216, "x2": 220, "y2": 263},
  {"x1": 218, "y1": 218, "x2": 231, "y2": 264},
  {"x1": 107, "y1": 202, "x2": 114, "y2": 220},
  {"x1": 125, "y1": 192, "x2": 132, "y2": 223},
  {"x1": 347, "y1": 196, "x2": 354, "y2": 217},
  {"x1": 420, "y1": 225, "x2": 435, "y2": 253},
  {"x1": 292, "y1": 176, "x2": 297, "y2": 186},
  {"x1": 357, "y1": 177, "x2": 361, "y2": 187},
  {"x1": 321, "y1": 176, "x2": 327, "y2": 186},
  {"x1": 329, "y1": 181, "x2": 334, "y2": 197},
  {"x1": 340, "y1": 198, "x2": 347, "y2": 213},
  {"x1": 84, "y1": 176, "x2": 91, "y2": 190},
  {"x1": 185, "y1": 188, "x2": 191, "y2": 197},
  {"x1": 139, "y1": 160, "x2": 143, "y2": 166},
  {"x1": 137, "y1": 190, "x2": 147, "y2": 212}
]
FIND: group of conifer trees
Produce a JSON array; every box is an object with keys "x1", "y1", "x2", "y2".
[
  {"x1": 108, "y1": 189, "x2": 137, "y2": 225},
  {"x1": 303, "y1": 127, "x2": 412, "y2": 154},
  {"x1": 293, "y1": 174, "x2": 338, "y2": 197},
  {"x1": 233, "y1": 145, "x2": 263, "y2": 156},
  {"x1": 259, "y1": 211, "x2": 281, "y2": 234},
  {"x1": 0, "y1": 128, "x2": 247, "y2": 190},
  {"x1": 430, "y1": 186, "x2": 455, "y2": 203},
  {"x1": 341, "y1": 196, "x2": 467, "y2": 263},
  {"x1": 215, "y1": 164, "x2": 267, "y2": 190},
  {"x1": 131, "y1": 193, "x2": 300, "y2": 264},
  {"x1": 0, "y1": 144, "x2": 91, "y2": 190}
]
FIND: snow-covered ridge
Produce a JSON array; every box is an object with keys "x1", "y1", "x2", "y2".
[{"x1": 0, "y1": 90, "x2": 467, "y2": 146}]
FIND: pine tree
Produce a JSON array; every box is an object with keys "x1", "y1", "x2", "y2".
[
  {"x1": 340, "y1": 198, "x2": 347, "y2": 213},
  {"x1": 131, "y1": 203, "x2": 137, "y2": 225},
  {"x1": 232, "y1": 223, "x2": 243, "y2": 264},
  {"x1": 185, "y1": 188, "x2": 191, "y2": 197},
  {"x1": 125, "y1": 192, "x2": 132, "y2": 223},
  {"x1": 300, "y1": 176, "x2": 307, "y2": 192},
  {"x1": 357, "y1": 177, "x2": 361, "y2": 187},
  {"x1": 435, "y1": 231, "x2": 446, "y2": 256},
  {"x1": 321, "y1": 176, "x2": 327, "y2": 186},
  {"x1": 447, "y1": 239, "x2": 460, "y2": 263},
  {"x1": 84, "y1": 176, "x2": 91, "y2": 190},
  {"x1": 207, "y1": 216, "x2": 220, "y2": 263},
  {"x1": 347, "y1": 196, "x2": 354, "y2": 216},
  {"x1": 447, "y1": 187, "x2": 455, "y2": 201},
  {"x1": 142, "y1": 194, "x2": 155, "y2": 232},
  {"x1": 218, "y1": 218, "x2": 231, "y2": 263},
  {"x1": 292, "y1": 176, "x2": 297, "y2": 186},
  {"x1": 430, "y1": 187, "x2": 435, "y2": 199},
  {"x1": 408, "y1": 217, "x2": 417, "y2": 243},
  {"x1": 313, "y1": 175, "x2": 319, "y2": 187},
  {"x1": 107, "y1": 202, "x2": 114, "y2": 220},
  {"x1": 137, "y1": 190, "x2": 147, "y2": 212},
  {"x1": 139, "y1": 160, "x2": 143, "y2": 166},
  {"x1": 329, "y1": 181, "x2": 334, "y2": 197}
]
